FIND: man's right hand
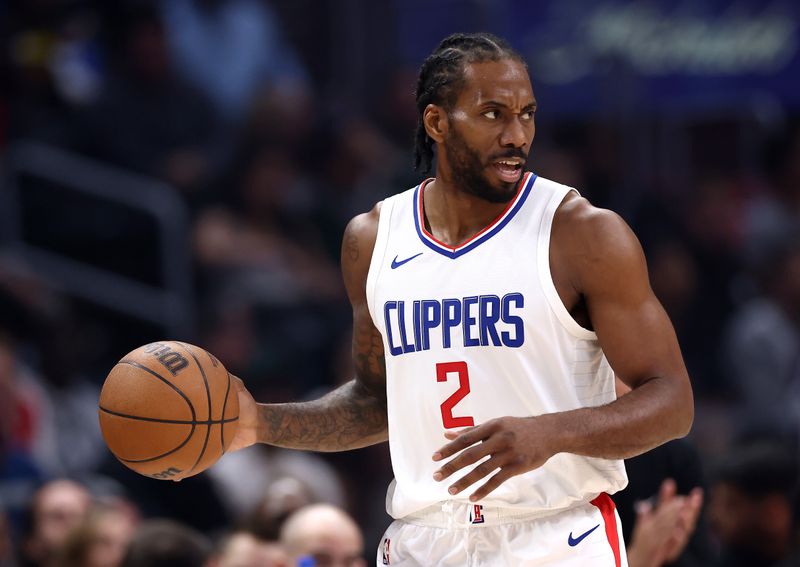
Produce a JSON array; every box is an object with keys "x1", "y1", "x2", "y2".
[{"x1": 227, "y1": 375, "x2": 260, "y2": 452}]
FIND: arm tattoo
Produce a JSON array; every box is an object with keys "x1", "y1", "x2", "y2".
[
  {"x1": 345, "y1": 232, "x2": 359, "y2": 262},
  {"x1": 256, "y1": 318, "x2": 388, "y2": 451},
  {"x1": 352, "y1": 304, "x2": 385, "y2": 388},
  {"x1": 256, "y1": 382, "x2": 387, "y2": 451}
]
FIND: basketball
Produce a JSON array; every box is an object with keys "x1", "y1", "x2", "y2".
[{"x1": 98, "y1": 341, "x2": 239, "y2": 481}]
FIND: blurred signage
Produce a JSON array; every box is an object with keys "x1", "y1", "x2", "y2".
[
  {"x1": 397, "y1": 0, "x2": 800, "y2": 111},
  {"x1": 528, "y1": 2, "x2": 796, "y2": 82}
]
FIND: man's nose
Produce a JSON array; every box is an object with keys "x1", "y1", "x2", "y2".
[{"x1": 500, "y1": 117, "x2": 529, "y2": 148}]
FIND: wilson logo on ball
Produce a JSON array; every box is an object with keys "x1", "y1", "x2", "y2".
[
  {"x1": 143, "y1": 342, "x2": 190, "y2": 376},
  {"x1": 150, "y1": 467, "x2": 183, "y2": 480}
]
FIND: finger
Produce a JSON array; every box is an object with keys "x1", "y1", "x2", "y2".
[
  {"x1": 432, "y1": 424, "x2": 486, "y2": 461},
  {"x1": 231, "y1": 374, "x2": 245, "y2": 390},
  {"x1": 231, "y1": 375, "x2": 255, "y2": 404},
  {"x1": 468, "y1": 468, "x2": 516, "y2": 501},
  {"x1": 433, "y1": 439, "x2": 498, "y2": 481},
  {"x1": 658, "y1": 478, "x2": 677, "y2": 503},
  {"x1": 682, "y1": 488, "x2": 704, "y2": 528},
  {"x1": 688, "y1": 487, "x2": 704, "y2": 509},
  {"x1": 443, "y1": 457, "x2": 506, "y2": 495},
  {"x1": 443, "y1": 427, "x2": 474, "y2": 441},
  {"x1": 634, "y1": 498, "x2": 654, "y2": 517},
  {"x1": 677, "y1": 490, "x2": 702, "y2": 517}
]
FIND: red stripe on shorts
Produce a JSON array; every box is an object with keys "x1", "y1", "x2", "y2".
[{"x1": 590, "y1": 493, "x2": 621, "y2": 567}]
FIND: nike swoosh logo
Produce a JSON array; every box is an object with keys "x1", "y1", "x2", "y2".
[
  {"x1": 390, "y1": 253, "x2": 423, "y2": 269},
  {"x1": 567, "y1": 524, "x2": 600, "y2": 547}
]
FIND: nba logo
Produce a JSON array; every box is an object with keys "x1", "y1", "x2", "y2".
[
  {"x1": 382, "y1": 538, "x2": 391, "y2": 564},
  {"x1": 469, "y1": 504, "x2": 485, "y2": 524}
]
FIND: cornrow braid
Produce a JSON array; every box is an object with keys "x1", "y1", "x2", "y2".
[{"x1": 413, "y1": 32, "x2": 526, "y2": 174}]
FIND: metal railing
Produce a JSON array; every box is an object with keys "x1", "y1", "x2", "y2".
[{"x1": 1, "y1": 142, "x2": 195, "y2": 337}]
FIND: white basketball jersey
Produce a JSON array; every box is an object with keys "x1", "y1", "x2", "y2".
[{"x1": 365, "y1": 173, "x2": 628, "y2": 520}]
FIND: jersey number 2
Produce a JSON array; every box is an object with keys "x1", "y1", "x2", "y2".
[{"x1": 436, "y1": 361, "x2": 475, "y2": 428}]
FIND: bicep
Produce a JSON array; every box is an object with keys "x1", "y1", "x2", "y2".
[
  {"x1": 351, "y1": 302, "x2": 387, "y2": 399},
  {"x1": 581, "y1": 216, "x2": 689, "y2": 390},
  {"x1": 341, "y1": 206, "x2": 387, "y2": 400}
]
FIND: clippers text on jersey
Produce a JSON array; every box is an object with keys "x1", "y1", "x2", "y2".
[{"x1": 383, "y1": 292, "x2": 525, "y2": 356}]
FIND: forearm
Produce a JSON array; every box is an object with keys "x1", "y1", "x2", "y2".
[
  {"x1": 255, "y1": 380, "x2": 388, "y2": 451},
  {"x1": 544, "y1": 376, "x2": 693, "y2": 460}
]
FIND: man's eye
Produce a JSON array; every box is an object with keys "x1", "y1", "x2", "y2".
[
  {"x1": 521, "y1": 111, "x2": 534, "y2": 120},
  {"x1": 483, "y1": 110, "x2": 499, "y2": 119}
]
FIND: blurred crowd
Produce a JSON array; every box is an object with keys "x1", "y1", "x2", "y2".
[{"x1": 1, "y1": 1, "x2": 799, "y2": 566}]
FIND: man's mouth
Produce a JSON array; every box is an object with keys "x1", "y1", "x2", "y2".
[{"x1": 491, "y1": 158, "x2": 524, "y2": 183}]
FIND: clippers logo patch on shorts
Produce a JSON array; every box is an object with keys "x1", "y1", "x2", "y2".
[
  {"x1": 382, "y1": 538, "x2": 391, "y2": 564},
  {"x1": 469, "y1": 504, "x2": 485, "y2": 524}
]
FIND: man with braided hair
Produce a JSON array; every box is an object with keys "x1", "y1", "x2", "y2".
[{"x1": 230, "y1": 32, "x2": 694, "y2": 566}]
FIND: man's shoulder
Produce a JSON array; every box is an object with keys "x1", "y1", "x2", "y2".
[
  {"x1": 551, "y1": 192, "x2": 645, "y2": 291},
  {"x1": 531, "y1": 174, "x2": 619, "y2": 230},
  {"x1": 554, "y1": 193, "x2": 632, "y2": 247},
  {"x1": 344, "y1": 183, "x2": 418, "y2": 241},
  {"x1": 341, "y1": 202, "x2": 383, "y2": 302},
  {"x1": 345, "y1": 201, "x2": 382, "y2": 243}
]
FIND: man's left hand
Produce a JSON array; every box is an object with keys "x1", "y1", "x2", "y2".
[{"x1": 432, "y1": 416, "x2": 555, "y2": 501}]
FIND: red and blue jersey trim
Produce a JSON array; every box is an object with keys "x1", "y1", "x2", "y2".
[
  {"x1": 590, "y1": 493, "x2": 622, "y2": 567},
  {"x1": 413, "y1": 172, "x2": 537, "y2": 259}
]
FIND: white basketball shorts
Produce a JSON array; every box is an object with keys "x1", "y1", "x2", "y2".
[{"x1": 376, "y1": 493, "x2": 628, "y2": 566}]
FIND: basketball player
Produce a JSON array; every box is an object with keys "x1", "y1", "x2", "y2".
[{"x1": 230, "y1": 33, "x2": 694, "y2": 566}]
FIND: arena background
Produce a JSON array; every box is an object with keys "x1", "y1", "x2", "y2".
[{"x1": 1, "y1": 0, "x2": 799, "y2": 564}]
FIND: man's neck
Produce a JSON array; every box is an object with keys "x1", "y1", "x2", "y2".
[{"x1": 422, "y1": 177, "x2": 512, "y2": 247}]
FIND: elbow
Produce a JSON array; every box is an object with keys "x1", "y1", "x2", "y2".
[
  {"x1": 673, "y1": 380, "x2": 695, "y2": 439},
  {"x1": 676, "y1": 404, "x2": 693, "y2": 439}
]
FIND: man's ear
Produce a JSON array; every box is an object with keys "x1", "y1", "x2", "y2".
[{"x1": 423, "y1": 104, "x2": 448, "y2": 144}]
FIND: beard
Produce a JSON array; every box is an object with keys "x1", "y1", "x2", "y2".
[{"x1": 443, "y1": 126, "x2": 525, "y2": 204}]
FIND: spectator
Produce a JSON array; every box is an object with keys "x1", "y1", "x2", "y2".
[
  {"x1": 29, "y1": 313, "x2": 106, "y2": 479},
  {"x1": 120, "y1": 520, "x2": 212, "y2": 567},
  {"x1": 55, "y1": 500, "x2": 139, "y2": 567},
  {"x1": 744, "y1": 124, "x2": 800, "y2": 266},
  {"x1": 0, "y1": 329, "x2": 44, "y2": 529},
  {"x1": 0, "y1": 290, "x2": 106, "y2": 479},
  {"x1": 76, "y1": 3, "x2": 221, "y2": 195},
  {"x1": 279, "y1": 504, "x2": 365, "y2": 567},
  {"x1": 160, "y1": 0, "x2": 309, "y2": 124},
  {"x1": 722, "y1": 240, "x2": 800, "y2": 434},
  {"x1": 216, "y1": 531, "x2": 287, "y2": 567},
  {"x1": 707, "y1": 442, "x2": 800, "y2": 567},
  {"x1": 20, "y1": 480, "x2": 91, "y2": 567},
  {"x1": 3, "y1": 3, "x2": 106, "y2": 142},
  {"x1": 0, "y1": 510, "x2": 16, "y2": 567},
  {"x1": 96, "y1": 461, "x2": 230, "y2": 534},
  {"x1": 623, "y1": 477, "x2": 705, "y2": 567},
  {"x1": 194, "y1": 141, "x2": 346, "y2": 395},
  {"x1": 194, "y1": 144, "x2": 341, "y2": 303},
  {"x1": 646, "y1": 239, "x2": 720, "y2": 397},
  {"x1": 209, "y1": 446, "x2": 347, "y2": 522},
  {"x1": 317, "y1": 118, "x2": 409, "y2": 231}
]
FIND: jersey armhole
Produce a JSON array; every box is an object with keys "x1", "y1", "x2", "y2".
[
  {"x1": 365, "y1": 197, "x2": 396, "y2": 326},
  {"x1": 537, "y1": 189, "x2": 598, "y2": 340}
]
